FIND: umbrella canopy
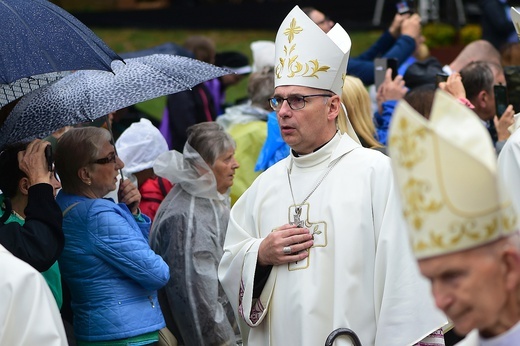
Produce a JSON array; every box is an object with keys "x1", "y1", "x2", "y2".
[
  {"x1": 0, "y1": 0, "x2": 121, "y2": 84},
  {"x1": 120, "y1": 42, "x2": 194, "y2": 60},
  {"x1": 0, "y1": 71, "x2": 71, "y2": 108},
  {"x1": 0, "y1": 54, "x2": 232, "y2": 148}
]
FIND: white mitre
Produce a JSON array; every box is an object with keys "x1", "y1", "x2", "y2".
[
  {"x1": 274, "y1": 6, "x2": 360, "y2": 143},
  {"x1": 388, "y1": 90, "x2": 518, "y2": 259},
  {"x1": 274, "y1": 5, "x2": 351, "y2": 96}
]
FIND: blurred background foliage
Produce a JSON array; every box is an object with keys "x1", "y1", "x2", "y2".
[{"x1": 92, "y1": 28, "x2": 382, "y2": 120}]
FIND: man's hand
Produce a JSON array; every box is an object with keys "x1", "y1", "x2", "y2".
[
  {"x1": 377, "y1": 68, "x2": 407, "y2": 113},
  {"x1": 495, "y1": 105, "x2": 515, "y2": 142},
  {"x1": 439, "y1": 72, "x2": 466, "y2": 99},
  {"x1": 389, "y1": 13, "x2": 408, "y2": 37},
  {"x1": 18, "y1": 139, "x2": 52, "y2": 187},
  {"x1": 258, "y1": 224, "x2": 314, "y2": 266},
  {"x1": 401, "y1": 13, "x2": 422, "y2": 47}
]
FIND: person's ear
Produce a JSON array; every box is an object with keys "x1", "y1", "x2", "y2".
[
  {"x1": 18, "y1": 177, "x2": 30, "y2": 196},
  {"x1": 78, "y1": 167, "x2": 92, "y2": 186},
  {"x1": 476, "y1": 90, "x2": 489, "y2": 108},
  {"x1": 502, "y1": 247, "x2": 520, "y2": 291},
  {"x1": 327, "y1": 95, "x2": 341, "y2": 121}
]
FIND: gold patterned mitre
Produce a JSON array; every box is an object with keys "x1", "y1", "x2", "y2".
[
  {"x1": 511, "y1": 7, "x2": 520, "y2": 39},
  {"x1": 388, "y1": 90, "x2": 518, "y2": 259},
  {"x1": 274, "y1": 6, "x2": 351, "y2": 95}
]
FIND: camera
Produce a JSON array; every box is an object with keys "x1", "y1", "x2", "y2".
[
  {"x1": 435, "y1": 72, "x2": 449, "y2": 87},
  {"x1": 396, "y1": 0, "x2": 415, "y2": 15},
  {"x1": 44, "y1": 145, "x2": 53, "y2": 172}
]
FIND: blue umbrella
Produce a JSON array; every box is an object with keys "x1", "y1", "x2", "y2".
[
  {"x1": 0, "y1": 0, "x2": 121, "y2": 84},
  {"x1": 0, "y1": 54, "x2": 233, "y2": 148}
]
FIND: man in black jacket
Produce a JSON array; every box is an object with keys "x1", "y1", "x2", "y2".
[{"x1": 0, "y1": 139, "x2": 64, "y2": 272}]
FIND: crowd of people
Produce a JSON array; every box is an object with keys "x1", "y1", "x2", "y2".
[{"x1": 4, "y1": 2, "x2": 520, "y2": 346}]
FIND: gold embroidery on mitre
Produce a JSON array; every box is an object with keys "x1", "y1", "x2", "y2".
[
  {"x1": 284, "y1": 18, "x2": 302, "y2": 43},
  {"x1": 502, "y1": 209, "x2": 518, "y2": 232},
  {"x1": 402, "y1": 177, "x2": 442, "y2": 230},
  {"x1": 449, "y1": 220, "x2": 481, "y2": 244},
  {"x1": 426, "y1": 219, "x2": 479, "y2": 250},
  {"x1": 414, "y1": 205, "x2": 518, "y2": 255},
  {"x1": 389, "y1": 117, "x2": 427, "y2": 169},
  {"x1": 276, "y1": 17, "x2": 331, "y2": 80}
]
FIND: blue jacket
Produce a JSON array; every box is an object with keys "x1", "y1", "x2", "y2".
[
  {"x1": 56, "y1": 191, "x2": 169, "y2": 342},
  {"x1": 347, "y1": 30, "x2": 416, "y2": 85},
  {"x1": 374, "y1": 100, "x2": 397, "y2": 146}
]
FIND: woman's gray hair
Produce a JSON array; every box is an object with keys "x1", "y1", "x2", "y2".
[
  {"x1": 186, "y1": 122, "x2": 235, "y2": 166},
  {"x1": 55, "y1": 127, "x2": 112, "y2": 194},
  {"x1": 248, "y1": 66, "x2": 275, "y2": 110}
]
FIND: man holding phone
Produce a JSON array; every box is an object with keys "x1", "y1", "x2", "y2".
[
  {"x1": 459, "y1": 61, "x2": 515, "y2": 153},
  {"x1": 0, "y1": 139, "x2": 64, "y2": 272}
]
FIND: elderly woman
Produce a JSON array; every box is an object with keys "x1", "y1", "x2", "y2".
[
  {"x1": 54, "y1": 127, "x2": 169, "y2": 345},
  {"x1": 150, "y1": 122, "x2": 240, "y2": 346}
]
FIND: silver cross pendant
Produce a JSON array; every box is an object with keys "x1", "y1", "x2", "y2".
[{"x1": 292, "y1": 206, "x2": 304, "y2": 228}]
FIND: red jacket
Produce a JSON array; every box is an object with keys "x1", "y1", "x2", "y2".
[{"x1": 140, "y1": 177, "x2": 173, "y2": 221}]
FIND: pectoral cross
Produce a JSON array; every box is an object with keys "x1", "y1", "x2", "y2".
[
  {"x1": 287, "y1": 204, "x2": 328, "y2": 271},
  {"x1": 292, "y1": 206, "x2": 304, "y2": 228}
]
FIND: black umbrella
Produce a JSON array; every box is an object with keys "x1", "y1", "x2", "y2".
[
  {"x1": 0, "y1": 0, "x2": 121, "y2": 85},
  {"x1": 0, "y1": 54, "x2": 232, "y2": 148}
]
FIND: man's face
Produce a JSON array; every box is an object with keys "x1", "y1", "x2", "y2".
[
  {"x1": 308, "y1": 10, "x2": 334, "y2": 33},
  {"x1": 418, "y1": 245, "x2": 509, "y2": 336},
  {"x1": 273, "y1": 85, "x2": 338, "y2": 155}
]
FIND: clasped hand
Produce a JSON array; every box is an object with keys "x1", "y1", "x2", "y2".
[{"x1": 258, "y1": 224, "x2": 314, "y2": 266}]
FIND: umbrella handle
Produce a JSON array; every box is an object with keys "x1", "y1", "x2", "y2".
[
  {"x1": 325, "y1": 328, "x2": 362, "y2": 346},
  {"x1": 103, "y1": 113, "x2": 125, "y2": 181}
]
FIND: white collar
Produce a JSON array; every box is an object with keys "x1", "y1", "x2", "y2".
[{"x1": 478, "y1": 321, "x2": 520, "y2": 346}]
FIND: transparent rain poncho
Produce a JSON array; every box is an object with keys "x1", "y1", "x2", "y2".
[{"x1": 150, "y1": 144, "x2": 239, "y2": 346}]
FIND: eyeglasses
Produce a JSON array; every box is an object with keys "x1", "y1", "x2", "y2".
[
  {"x1": 91, "y1": 152, "x2": 117, "y2": 165},
  {"x1": 268, "y1": 94, "x2": 333, "y2": 111}
]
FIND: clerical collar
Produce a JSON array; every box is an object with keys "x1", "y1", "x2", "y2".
[{"x1": 291, "y1": 133, "x2": 337, "y2": 157}]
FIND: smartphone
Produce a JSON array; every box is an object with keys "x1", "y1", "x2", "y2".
[
  {"x1": 494, "y1": 84, "x2": 509, "y2": 118},
  {"x1": 435, "y1": 72, "x2": 449, "y2": 87},
  {"x1": 396, "y1": 0, "x2": 414, "y2": 15},
  {"x1": 44, "y1": 145, "x2": 53, "y2": 172},
  {"x1": 374, "y1": 58, "x2": 398, "y2": 90}
]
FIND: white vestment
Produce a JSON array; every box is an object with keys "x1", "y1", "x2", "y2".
[
  {"x1": 498, "y1": 127, "x2": 520, "y2": 214},
  {"x1": 218, "y1": 133, "x2": 446, "y2": 346},
  {"x1": 0, "y1": 244, "x2": 67, "y2": 345},
  {"x1": 455, "y1": 322, "x2": 520, "y2": 345}
]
